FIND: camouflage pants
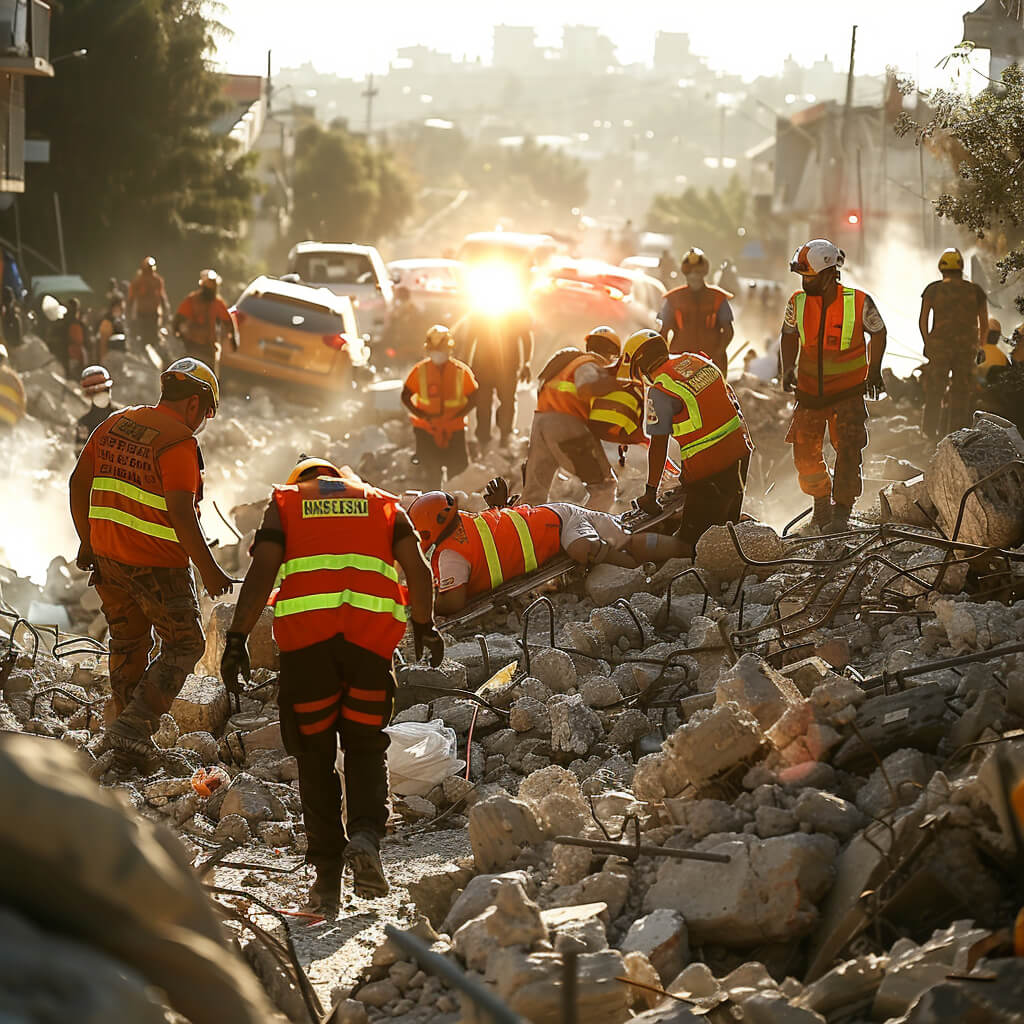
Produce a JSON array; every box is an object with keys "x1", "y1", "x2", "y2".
[
  {"x1": 785, "y1": 397, "x2": 869, "y2": 507},
  {"x1": 94, "y1": 556, "x2": 205, "y2": 733},
  {"x1": 922, "y1": 342, "x2": 975, "y2": 437}
]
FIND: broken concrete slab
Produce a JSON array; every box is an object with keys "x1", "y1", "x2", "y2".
[
  {"x1": 715, "y1": 654, "x2": 804, "y2": 729},
  {"x1": 695, "y1": 521, "x2": 784, "y2": 580},
  {"x1": 548, "y1": 694, "x2": 603, "y2": 759},
  {"x1": 620, "y1": 909, "x2": 689, "y2": 983},
  {"x1": 794, "y1": 789, "x2": 864, "y2": 840},
  {"x1": 467, "y1": 794, "x2": 544, "y2": 873},
  {"x1": 169, "y1": 675, "x2": 230, "y2": 736},
  {"x1": 794, "y1": 954, "x2": 888, "y2": 1017}
]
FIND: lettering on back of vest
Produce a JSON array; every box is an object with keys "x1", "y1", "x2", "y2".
[
  {"x1": 686, "y1": 365, "x2": 719, "y2": 394},
  {"x1": 301, "y1": 498, "x2": 369, "y2": 518},
  {"x1": 110, "y1": 417, "x2": 160, "y2": 446}
]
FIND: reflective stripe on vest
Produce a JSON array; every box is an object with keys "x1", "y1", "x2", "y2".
[
  {"x1": 794, "y1": 288, "x2": 857, "y2": 351},
  {"x1": 91, "y1": 476, "x2": 169, "y2": 511},
  {"x1": 88, "y1": 476, "x2": 179, "y2": 541},
  {"x1": 590, "y1": 388, "x2": 641, "y2": 432},
  {"x1": 467, "y1": 509, "x2": 538, "y2": 589},
  {"x1": 416, "y1": 362, "x2": 467, "y2": 414},
  {"x1": 278, "y1": 552, "x2": 401, "y2": 584},
  {"x1": 274, "y1": 589, "x2": 407, "y2": 623},
  {"x1": 676, "y1": 413, "x2": 742, "y2": 454},
  {"x1": 652, "y1": 372, "x2": 704, "y2": 436}
]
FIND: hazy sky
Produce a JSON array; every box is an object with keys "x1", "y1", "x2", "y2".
[{"x1": 215, "y1": 0, "x2": 988, "y2": 88}]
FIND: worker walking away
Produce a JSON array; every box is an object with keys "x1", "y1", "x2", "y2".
[
  {"x1": 521, "y1": 326, "x2": 623, "y2": 511},
  {"x1": 173, "y1": 269, "x2": 238, "y2": 377},
  {"x1": 0, "y1": 344, "x2": 26, "y2": 430},
  {"x1": 401, "y1": 325, "x2": 478, "y2": 487},
  {"x1": 622, "y1": 329, "x2": 753, "y2": 550},
  {"x1": 918, "y1": 248, "x2": 989, "y2": 438},
  {"x1": 96, "y1": 293, "x2": 129, "y2": 375},
  {"x1": 454, "y1": 306, "x2": 533, "y2": 450},
  {"x1": 75, "y1": 365, "x2": 119, "y2": 454},
  {"x1": 658, "y1": 248, "x2": 735, "y2": 373},
  {"x1": 219, "y1": 457, "x2": 441, "y2": 911},
  {"x1": 69, "y1": 358, "x2": 234, "y2": 765},
  {"x1": 52, "y1": 297, "x2": 91, "y2": 381},
  {"x1": 780, "y1": 239, "x2": 887, "y2": 533},
  {"x1": 128, "y1": 256, "x2": 171, "y2": 349}
]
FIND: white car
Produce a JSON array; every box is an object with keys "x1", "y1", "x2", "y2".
[
  {"x1": 286, "y1": 242, "x2": 394, "y2": 338},
  {"x1": 387, "y1": 257, "x2": 466, "y2": 317}
]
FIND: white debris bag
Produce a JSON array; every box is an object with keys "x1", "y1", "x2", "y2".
[{"x1": 384, "y1": 718, "x2": 465, "y2": 796}]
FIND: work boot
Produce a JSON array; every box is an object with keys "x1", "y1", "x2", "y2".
[
  {"x1": 811, "y1": 496, "x2": 833, "y2": 530},
  {"x1": 105, "y1": 705, "x2": 159, "y2": 771},
  {"x1": 343, "y1": 830, "x2": 389, "y2": 899},
  {"x1": 306, "y1": 865, "x2": 342, "y2": 916},
  {"x1": 826, "y1": 503, "x2": 853, "y2": 534}
]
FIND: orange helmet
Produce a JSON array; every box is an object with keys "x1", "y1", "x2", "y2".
[
  {"x1": 286, "y1": 457, "x2": 342, "y2": 485},
  {"x1": 409, "y1": 490, "x2": 458, "y2": 550}
]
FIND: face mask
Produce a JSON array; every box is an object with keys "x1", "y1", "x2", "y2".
[
  {"x1": 429, "y1": 351, "x2": 449, "y2": 366},
  {"x1": 92, "y1": 392, "x2": 111, "y2": 409}
]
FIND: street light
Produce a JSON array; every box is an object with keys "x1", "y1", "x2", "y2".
[{"x1": 52, "y1": 48, "x2": 88, "y2": 64}]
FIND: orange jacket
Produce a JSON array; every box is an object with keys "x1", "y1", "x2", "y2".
[
  {"x1": 431, "y1": 505, "x2": 562, "y2": 600},
  {"x1": 649, "y1": 353, "x2": 752, "y2": 482},
  {"x1": 537, "y1": 353, "x2": 605, "y2": 420},
  {"x1": 83, "y1": 405, "x2": 199, "y2": 568},
  {"x1": 129, "y1": 271, "x2": 168, "y2": 316},
  {"x1": 663, "y1": 285, "x2": 731, "y2": 355},
  {"x1": 404, "y1": 357, "x2": 477, "y2": 444},
  {"x1": 271, "y1": 476, "x2": 408, "y2": 657},
  {"x1": 792, "y1": 286, "x2": 869, "y2": 405},
  {"x1": 176, "y1": 291, "x2": 233, "y2": 348}
]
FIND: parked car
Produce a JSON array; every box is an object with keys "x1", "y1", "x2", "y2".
[
  {"x1": 223, "y1": 276, "x2": 368, "y2": 394},
  {"x1": 286, "y1": 242, "x2": 393, "y2": 339},
  {"x1": 386, "y1": 257, "x2": 467, "y2": 322}
]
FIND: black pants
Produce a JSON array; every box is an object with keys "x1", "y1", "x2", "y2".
[
  {"x1": 473, "y1": 370, "x2": 518, "y2": 446},
  {"x1": 413, "y1": 427, "x2": 468, "y2": 486},
  {"x1": 678, "y1": 454, "x2": 750, "y2": 547},
  {"x1": 279, "y1": 634, "x2": 395, "y2": 871}
]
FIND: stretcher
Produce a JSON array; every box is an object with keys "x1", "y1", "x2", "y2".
[{"x1": 615, "y1": 486, "x2": 688, "y2": 534}]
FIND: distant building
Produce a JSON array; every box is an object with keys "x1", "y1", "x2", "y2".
[
  {"x1": 963, "y1": 0, "x2": 1024, "y2": 79},
  {"x1": 653, "y1": 31, "x2": 701, "y2": 78},
  {"x1": 492, "y1": 25, "x2": 539, "y2": 70},
  {"x1": 0, "y1": 0, "x2": 52, "y2": 193},
  {"x1": 561, "y1": 25, "x2": 616, "y2": 73}
]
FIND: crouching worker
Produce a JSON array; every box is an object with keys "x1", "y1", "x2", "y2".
[{"x1": 219, "y1": 457, "x2": 442, "y2": 912}]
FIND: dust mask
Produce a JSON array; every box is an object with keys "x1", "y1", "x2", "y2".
[
  {"x1": 429, "y1": 351, "x2": 449, "y2": 366},
  {"x1": 92, "y1": 392, "x2": 111, "y2": 409}
]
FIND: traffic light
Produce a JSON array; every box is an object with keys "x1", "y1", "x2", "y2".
[{"x1": 846, "y1": 210, "x2": 862, "y2": 227}]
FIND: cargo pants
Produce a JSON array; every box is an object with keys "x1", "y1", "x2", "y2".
[
  {"x1": 922, "y1": 339, "x2": 975, "y2": 437},
  {"x1": 521, "y1": 412, "x2": 616, "y2": 511},
  {"x1": 94, "y1": 556, "x2": 206, "y2": 733},
  {"x1": 785, "y1": 396, "x2": 869, "y2": 507}
]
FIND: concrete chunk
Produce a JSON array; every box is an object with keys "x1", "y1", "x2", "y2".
[
  {"x1": 467, "y1": 794, "x2": 544, "y2": 873},
  {"x1": 620, "y1": 909, "x2": 689, "y2": 983},
  {"x1": 716, "y1": 654, "x2": 804, "y2": 729},
  {"x1": 169, "y1": 675, "x2": 229, "y2": 736}
]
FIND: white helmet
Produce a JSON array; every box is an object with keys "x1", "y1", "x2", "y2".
[{"x1": 790, "y1": 239, "x2": 845, "y2": 278}]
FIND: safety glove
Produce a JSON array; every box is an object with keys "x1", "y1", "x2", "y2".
[
  {"x1": 636, "y1": 485, "x2": 663, "y2": 517},
  {"x1": 484, "y1": 476, "x2": 520, "y2": 509},
  {"x1": 865, "y1": 366, "x2": 885, "y2": 401},
  {"x1": 220, "y1": 631, "x2": 251, "y2": 695},
  {"x1": 412, "y1": 620, "x2": 445, "y2": 668},
  {"x1": 781, "y1": 367, "x2": 798, "y2": 393}
]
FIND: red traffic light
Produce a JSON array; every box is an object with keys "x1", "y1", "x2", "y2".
[{"x1": 846, "y1": 210, "x2": 861, "y2": 226}]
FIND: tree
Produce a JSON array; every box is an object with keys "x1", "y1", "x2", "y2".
[
  {"x1": 647, "y1": 175, "x2": 751, "y2": 263},
  {"x1": 10, "y1": 0, "x2": 257, "y2": 302}
]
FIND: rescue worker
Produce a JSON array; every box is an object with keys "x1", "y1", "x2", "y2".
[
  {"x1": 75, "y1": 365, "x2": 119, "y2": 454},
  {"x1": 780, "y1": 239, "x2": 887, "y2": 532},
  {"x1": 918, "y1": 248, "x2": 989, "y2": 437},
  {"x1": 623, "y1": 329, "x2": 753, "y2": 549},
  {"x1": 975, "y1": 317, "x2": 1010, "y2": 387},
  {"x1": 0, "y1": 344, "x2": 26, "y2": 430},
  {"x1": 400, "y1": 325, "x2": 478, "y2": 486},
  {"x1": 128, "y1": 256, "x2": 171, "y2": 348},
  {"x1": 173, "y1": 269, "x2": 238, "y2": 377},
  {"x1": 453, "y1": 306, "x2": 534, "y2": 449},
  {"x1": 96, "y1": 293, "x2": 129, "y2": 373},
  {"x1": 658, "y1": 247, "x2": 735, "y2": 372},
  {"x1": 69, "y1": 358, "x2": 234, "y2": 764},
  {"x1": 521, "y1": 326, "x2": 623, "y2": 511},
  {"x1": 52, "y1": 297, "x2": 91, "y2": 380},
  {"x1": 219, "y1": 457, "x2": 441, "y2": 911}
]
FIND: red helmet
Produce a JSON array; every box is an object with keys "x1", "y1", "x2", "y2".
[{"x1": 409, "y1": 490, "x2": 458, "y2": 550}]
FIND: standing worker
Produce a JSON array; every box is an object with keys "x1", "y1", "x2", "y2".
[
  {"x1": 173, "y1": 269, "x2": 238, "y2": 377},
  {"x1": 401, "y1": 325, "x2": 478, "y2": 486},
  {"x1": 658, "y1": 247, "x2": 735, "y2": 373},
  {"x1": 0, "y1": 344, "x2": 26, "y2": 430},
  {"x1": 75, "y1": 365, "x2": 119, "y2": 453},
  {"x1": 918, "y1": 247, "x2": 989, "y2": 438},
  {"x1": 68, "y1": 358, "x2": 234, "y2": 764},
  {"x1": 622, "y1": 329, "x2": 753, "y2": 549},
  {"x1": 128, "y1": 257, "x2": 171, "y2": 349},
  {"x1": 521, "y1": 326, "x2": 623, "y2": 511},
  {"x1": 219, "y1": 458, "x2": 442, "y2": 911},
  {"x1": 780, "y1": 239, "x2": 887, "y2": 533}
]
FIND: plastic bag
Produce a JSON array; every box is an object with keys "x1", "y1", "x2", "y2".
[{"x1": 384, "y1": 718, "x2": 465, "y2": 796}]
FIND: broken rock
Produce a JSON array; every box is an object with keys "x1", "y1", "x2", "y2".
[
  {"x1": 716, "y1": 654, "x2": 803, "y2": 729},
  {"x1": 467, "y1": 794, "x2": 544, "y2": 873},
  {"x1": 620, "y1": 908, "x2": 689, "y2": 983},
  {"x1": 169, "y1": 675, "x2": 229, "y2": 736}
]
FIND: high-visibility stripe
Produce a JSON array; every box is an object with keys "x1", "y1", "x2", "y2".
[
  {"x1": 273, "y1": 589, "x2": 408, "y2": 622},
  {"x1": 470, "y1": 516, "x2": 504, "y2": 589},
  {"x1": 505, "y1": 510, "x2": 538, "y2": 573},
  {"x1": 91, "y1": 476, "x2": 168, "y2": 511},
  {"x1": 417, "y1": 364, "x2": 468, "y2": 413},
  {"x1": 590, "y1": 408, "x2": 637, "y2": 431},
  {"x1": 601, "y1": 391, "x2": 641, "y2": 413},
  {"x1": 654, "y1": 373, "x2": 703, "y2": 435},
  {"x1": 676, "y1": 414, "x2": 742, "y2": 456},
  {"x1": 341, "y1": 706, "x2": 384, "y2": 726},
  {"x1": 293, "y1": 692, "x2": 341, "y2": 714},
  {"x1": 88, "y1": 505, "x2": 179, "y2": 542},
  {"x1": 299, "y1": 710, "x2": 339, "y2": 735},
  {"x1": 551, "y1": 381, "x2": 580, "y2": 395},
  {"x1": 0, "y1": 383, "x2": 21, "y2": 404},
  {"x1": 795, "y1": 288, "x2": 857, "y2": 351},
  {"x1": 279, "y1": 553, "x2": 400, "y2": 584},
  {"x1": 348, "y1": 687, "x2": 387, "y2": 702}
]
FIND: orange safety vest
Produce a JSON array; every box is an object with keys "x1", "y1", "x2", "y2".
[
  {"x1": 650, "y1": 353, "x2": 753, "y2": 482},
  {"x1": 85, "y1": 406, "x2": 199, "y2": 568},
  {"x1": 793, "y1": 286, "x2": 869, "y2": 404},
  {"x1": 177, "y1": 291, "x2": 233, "y2": 348},
  {"x1": 0, "y1": 365, "x2": 25, "y2": 427},
  {"x1": 271, "y1": 476, "x2": 408, "y2": 657},
  {"x1": 406, "y1": 357, "x2": 475, "y2": 443},
  {"x1": 665, "y1": 285, "x2": 731, "y2": 356},
  {"x1": 130, "y1": 271, "x2": 167, "y2": 315},
  {"x1": 536, "y1": 353, "x2": 606, "y2": 421},
  {"x1": 432, "y1": 506, "x2": 562, "y2": 600},
  {"x1": 589, "y1": 381, "x2": 645, "y2": 445}
]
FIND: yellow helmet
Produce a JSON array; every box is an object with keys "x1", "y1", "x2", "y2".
[
  {"x1": 617, "y1": 328, "x2": 666, "y2": 381},
  {"x1": 584, "y1": 325, "x2": 622, "y2": 358},
  {"x1": 681, "y1": 247, "x2": 710, "y2": 275},
  {"x1": 938, "y1": 247, "x2": 964, "y2": 272},
  {"x1": 160, "y1": 357, "x2": 220, "y2": 413},
  {"x1": 286, "y1": 457, "x2": 342, "y2": 485},
  {"x1": 425, "y1": 324, "x2": 454, "y2": 350}
]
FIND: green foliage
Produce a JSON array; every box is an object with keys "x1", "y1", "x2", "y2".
[
  {"x1": 288, "y1": 121, "x2": 414, "y2": 245},
  {"x1": 11, "y1": 0, "x2": 257, "y2": 301},
  {"x1": 646, "y1": 175, "x2": 750, "y2": 263}
]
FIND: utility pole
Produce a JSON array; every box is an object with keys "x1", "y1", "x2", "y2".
[
  {"x1": 833, "y1": 25, "x2": 857, "y2": 238},
  {"x1": 362, "y1": 73, "x2": 378, "y2": 140},
  {"x1": 266, "y1": 49, "x2": 272, "y2": 115}
]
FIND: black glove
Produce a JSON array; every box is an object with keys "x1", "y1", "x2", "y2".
[
  {"x1": 782, "y1": 367, "x2": 798, "y2": 393},
  {"x1": 975, "y1": 348, "x2": 986, "y2": 366},
  {"x1": 220, "y1": 631, "x2": 251, "y2": 695},
  {"x1": 636, "y1": 485, "x2": 662, "y2": 517},
  {"x1": 484, "y1": 476, "x2": 520, "y2": 509},
  {"x1": 865, "y1": 366, "x2": 885, "y2": 401},
  {"x1": 617, "y1": 445, "x2": 628, "y2": 468},
  {"x1": 412, "y1": 620, "x2": 444, "y2": 667}
]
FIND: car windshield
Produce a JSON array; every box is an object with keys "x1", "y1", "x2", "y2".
[
  {"x1": 238, "y1": 292, "x2": 346, "y2": 334},
  {"x1": 293, "y1": 252, "x2": 375, "y2": 285}
]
